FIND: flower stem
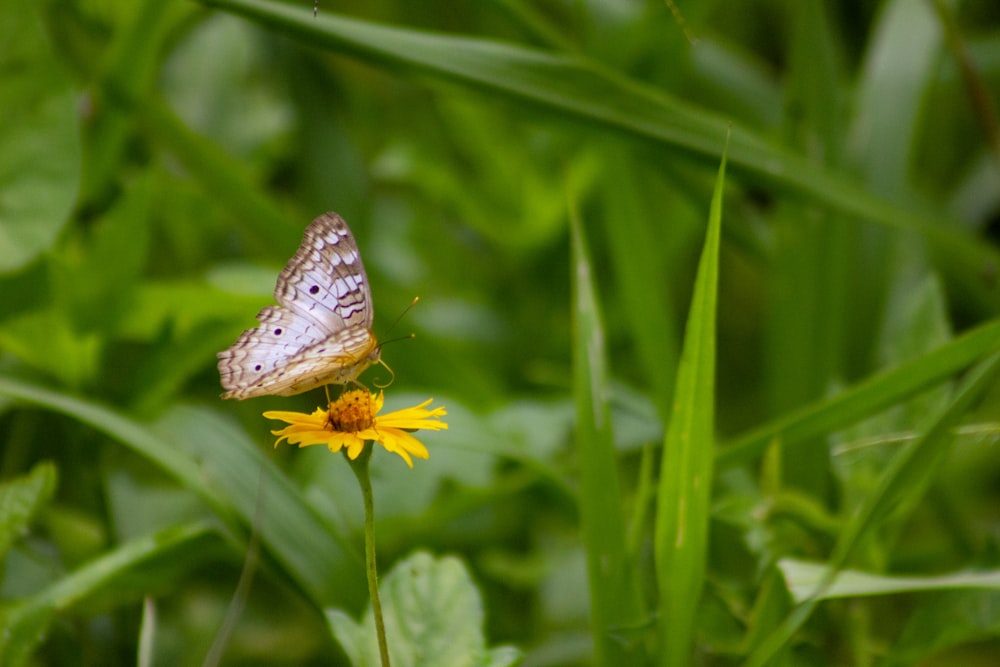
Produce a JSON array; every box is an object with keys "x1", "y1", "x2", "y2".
[{"x1": 348, "y1": 444, "x2": 391, "y2": 667}]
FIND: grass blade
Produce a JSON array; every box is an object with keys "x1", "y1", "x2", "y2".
[
  {"x1": 200, "y1": 0, "x2": 1000, "y2": 314},
  {"x1": 746, "y1": 351, "x2": 1000, "y2": 666},
  {"x1": 0, "y1": 378, "x2": 365, "y2": 607},
  {"x1": 570, "y1": 199, "x2": 644, "y2": 664},
  {"x1": 654, "y1": 138, "x2": 727, "y2": 666},
  {"x1": 1, "y1": 521, "x2": 216, "y2": 667},
  {"x1": 719, "y1": 318, "x2": 1000, "y2": 468}
]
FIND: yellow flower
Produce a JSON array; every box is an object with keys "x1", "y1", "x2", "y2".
[{"x1": 264, "y1": 390, "x2": 447, "y2": 467}]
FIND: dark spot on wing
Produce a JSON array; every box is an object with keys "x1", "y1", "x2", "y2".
[
  {"x1": 274, "y1": 328, "x2": 283, "y2": 335},
  {"x1": 310, "y1": 285, "x2": 319, "y2": 294}
]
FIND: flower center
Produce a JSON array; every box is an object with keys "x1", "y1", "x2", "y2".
[{"x1": 326, "y1": 389, "x2": 376, "y2": 432}]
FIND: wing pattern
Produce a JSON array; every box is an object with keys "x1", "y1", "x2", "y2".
[{"x1": 217, "y1": 213, "x2": 379, "y2": 399}]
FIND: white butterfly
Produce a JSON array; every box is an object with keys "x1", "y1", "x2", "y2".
[{"x1": 217, "y1": 213, "x2": 379, "y2": 400}]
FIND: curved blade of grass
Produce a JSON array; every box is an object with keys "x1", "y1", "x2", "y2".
[
  {"x1": 0, "y1": 520, "x2": 215, "y2": 667},
  {"x1": 745, "y1": 351, "x2": 1000, "y2": 666},
  {"x1": 0, "y1": 378, "x2": 226, "y2": 511},
  {"x1": 156, "y1": 404, "x2": 365, "y2": 606},
  {"x1": 654, "y1": 138, "x2": 726, "y2": 666},
  {"x1": 190, "y1": 0, "x2": 789, "y2": 189},
  {"x1": 718, "y1": 318, "x2": 1000, "y2": 468},
  {"x1": 200, "y1": 0, "x2": 1000, "y2": 312},
  {"x1": 0, "y1": 378, "x2": 364, "y2": 607},
  {"x1": 570, "y1": 201, "x2": 644, "y2": 664}
]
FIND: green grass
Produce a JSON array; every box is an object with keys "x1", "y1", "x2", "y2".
[{"x1": 2, "y1": 1, "x2": 1000, "y2": 665}]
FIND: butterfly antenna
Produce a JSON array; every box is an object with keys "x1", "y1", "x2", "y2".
[
  {"x1": 313, "y1": 0, "x2": 318, "y2": 17},
  {"x1": 370, "y1": 298, "x2": 417, "y2": 388},
  {"x1": 376, "y1": 332, "x2": 416, "y2": 350},
  {"x1": 383, "y1": 296, "x2": 419, "y2": 338}
]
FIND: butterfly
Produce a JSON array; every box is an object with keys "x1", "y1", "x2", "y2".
[{"x1": 217, "y1": 213, "x2": 380, "y2": 400}]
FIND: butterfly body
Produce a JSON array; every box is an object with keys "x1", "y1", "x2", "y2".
[{"x1": 218, "y1": 213, "x2": 379, "y2": 400}]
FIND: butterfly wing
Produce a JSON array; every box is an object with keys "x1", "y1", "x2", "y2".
[
  {"x1": 217, "y1": 213, "x2": 378, "y2": 400},
  {"x1": 274, "y1": 212, "x2": 374, "y2": 334}
]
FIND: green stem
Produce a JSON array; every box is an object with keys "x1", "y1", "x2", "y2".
[{"x1": 348, "y1": 444, "x2": 391, "y2": 667}]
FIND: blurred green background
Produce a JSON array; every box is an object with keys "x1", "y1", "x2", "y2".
[{"x1": 2, "y1": 0, "x2": 1000, "y2": 665}]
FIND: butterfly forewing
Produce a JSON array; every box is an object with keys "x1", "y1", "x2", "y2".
[
  {"x1": 217, "y1": 213, "x2": 379, "y2": 400},
  {"x1": 273, "y1": 215, "x2": 373, "y2": 331}
]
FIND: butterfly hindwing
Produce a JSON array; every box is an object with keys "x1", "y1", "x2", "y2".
[{"x1": 217, "y1": 213, "x2": 379, "y2": 400}]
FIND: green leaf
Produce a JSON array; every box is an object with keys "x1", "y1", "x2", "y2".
[
  {"x1": 0, "y1": 379, "x2": 366, "y2": 608},
  {"x1": 0, "y1": 378, "x2": 227, "y2": 513},
  {"x1": 719, "y1": 318, "x2": 1000, "y2": 468},
  {"x1": 0, "y1": 521, "x2": 216, "y2": 667},
  {"x1": 161, "y1": 14, "x2": 295, "y2": 161},
  {"x1": 832, "y1": 276, "x2": 955, "y2": 537},
  {"x1": 201, "y1": 0, "x2": 1000, "y2": 315},
  {"x1": 747, "y1": 351, "x2": 1000, "y2": 666},
  {"x1": 831, "y1": 352, "x2": 1000, "y2": 581},
  {"x1": 0, "y1": 0, "x2": 80, "y2": 273},
  {"x1": 0, "y1": 179, "x2": 154, "y2": 391},
  {"x1": 326, "y1": 551, "x2": 521, "y2": 667},
  {"x1": 49, "y1": 177, "x2": 153, "y2": 334},
  {"x1": 139, "y1": 98, "x2": 296, "y2": 255},
  {"x1": 570, "y1": 196, "x2": 645, "y2": 664},
  {"x1": 0, "y1": 462, "x2": 57, "y2": 562},
  {"x1": 0, "y1": 308, "x2": 102, "y2": 391},
  {"x1": 848, "y1": 0, "x2": 941, "y2": 196},
  {"x1": 654, "y1": 137, "x2": 726, "y2": 666},
  {"x1": 779, "y1": 559, "x2": 1000, "y2": 603},
  {"x1": 152, "y1": 404, "x2": 366, "y2": 607},
  {"x1": 765, "y1": 1, "x2": 853, "y2": 494},
  {"x1": 598, "y1": 144, "x2": 682, "y2": 416},
  {"x1": 888, "y1": 590, "x2": 1000, "y2": 667},
  {"x1": 79, "y1": 0, "x2": 193, "y2": 208}
]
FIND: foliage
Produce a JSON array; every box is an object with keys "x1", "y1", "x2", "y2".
[{"x1": 1, "y1": 0, "x2": 1000, "y2": 665}]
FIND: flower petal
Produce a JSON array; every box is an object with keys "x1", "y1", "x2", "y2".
[
  {"x1": 375, "y1": 428, "x2": 430, "y2": 467},
  {"x1": 322, "y1": 432, "x2": 356, "y2": 454},
  {"x1": 263, "y1": 407, "x2": 328, "y2": 426},
  {"x1": 344, "y1": 437, "x2": 366, "y2": 460},
  {"x1": 377, "y1": 401, "x2": 448, "y2": 431}
]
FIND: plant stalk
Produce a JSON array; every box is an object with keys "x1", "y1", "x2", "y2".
[{"x1": 348, "y1": 444, "x2": 390, "y2": 667}]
